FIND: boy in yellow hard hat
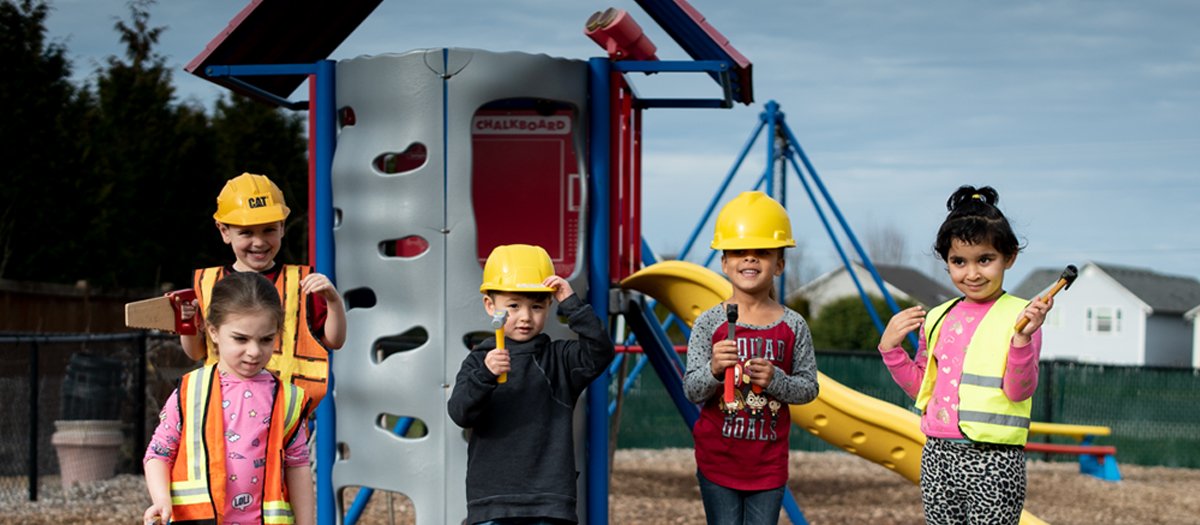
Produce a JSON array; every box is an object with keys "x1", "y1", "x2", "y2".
[
  {"x1": 447, "y1": 244, "x2": 615, "y2": 525},
  {"x1": 179, "y1": 173, "x2": 345, "y2": 404}
]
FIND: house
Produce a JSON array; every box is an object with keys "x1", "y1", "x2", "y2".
[
  {"x1": 790, "y1": 262, "x2": 956, "y2": 319},
  {"x1": 1187, "y1": 305, "x2": 1200, "y2": 369},
  {"x1": 1013, "y1": 262, "x2": 1200, "y2": 367}
]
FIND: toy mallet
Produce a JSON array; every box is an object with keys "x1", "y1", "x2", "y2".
[
  {"x1": 492, "y1": 310, "x2": 509, "y2": 384},
  {"x1": 723, "y1": 304, "x2": 738, "y2": 409},
  {"x1": 1015, "y1": 264, "x2": 1078, "y2": 332}
]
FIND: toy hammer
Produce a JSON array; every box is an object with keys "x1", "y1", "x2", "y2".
[
  {"x1": 1015, "y1": 264, "x2": 1078, "y2": 332},
  {"x1": 722, "y1": 304, "x2": 738, "y2": 410},
  {"x1": 492, "y1": 310, "x2": 509, "y2": 384}
]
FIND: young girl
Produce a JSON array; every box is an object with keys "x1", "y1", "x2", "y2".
[
  {"x1": 683, "y1": 191, "x2": 820, "y2": 525},
  {"x1": 143, "y1": 272, "x2": 314, "y2": 525},
  {"x1": 878, "y1": 185, "x2": 1052, "y2": 525}
]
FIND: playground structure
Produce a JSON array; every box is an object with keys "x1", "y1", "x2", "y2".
[{"x1": 183, "y1": 1, "x2": 1116, "y2": 524}]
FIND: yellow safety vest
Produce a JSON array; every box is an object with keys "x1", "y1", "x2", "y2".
[
  {"x1": 915, "y1": 293, "x2": 1033, "y2": 445},
  {"x1": 169, "y1": 365, "x2": 308, "y2": 524},
  {"x1": 195, "y1": 265, "x2": 330, "y2": 403}
]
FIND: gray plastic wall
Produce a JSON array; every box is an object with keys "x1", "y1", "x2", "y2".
[{"x1": 330, "y1": 49, "x2": 590, "y2": 525}]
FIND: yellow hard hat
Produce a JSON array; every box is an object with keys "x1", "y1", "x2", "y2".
[
  {"x1": 711, "y1": 191, "x2": 796, "y2": 250},
  {"x1": 213, "y1": 173, "x2": 291, "y2": 226},
  {"x1": 480, "y1": 244, "x2": 556, "y2": 293}
]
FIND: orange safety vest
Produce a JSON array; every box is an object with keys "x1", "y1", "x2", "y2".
[
  {"x1": 195, "y1": 265, "x2": 330, "y2": 403},
  {"x1": 169, "y1": 365, "x2": 309, "y2": 524}
]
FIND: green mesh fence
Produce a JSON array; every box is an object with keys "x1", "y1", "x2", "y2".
[{"x1": 614, "y1": 351, "x2": 1200, "y2": 468}]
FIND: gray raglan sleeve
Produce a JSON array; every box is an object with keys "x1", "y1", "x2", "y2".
[
  {"x1": 764, "y1": 309, "x2": 819, "y2": 405},
  {"x1": 683, "y1": 306, "x2": 725, "y2": 404}
]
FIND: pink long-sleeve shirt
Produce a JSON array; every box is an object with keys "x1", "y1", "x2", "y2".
[
  {"x1": 144, "y1": 369, "x2": 309, "y2": 525},
  {"x1": 879, "y1": 299, "x2": 1040, "y2": 439}
]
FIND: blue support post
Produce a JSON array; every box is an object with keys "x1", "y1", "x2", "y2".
[
  {"x1": 763, "y1": 101, "x2": 778, "y2": 197},
  {"x1": 586, "y1": 57, "x2": 612, "y2": 525},
  {"x1": 313, "y1": 59, "x2": 338, "y2": 525}
]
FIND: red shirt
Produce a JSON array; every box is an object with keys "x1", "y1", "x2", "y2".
[{"x1": 693, "y1": 320, "x2": 797, "y2": 490}]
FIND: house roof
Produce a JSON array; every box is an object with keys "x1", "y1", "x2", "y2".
[
  {"x1": 185, "y1": 0, "x2": 383, "y2": 102},
  {"x1": 793, "y1": 262, "x2": 955, "y2": 307},
  {"x1": 872, "y1": 263, "x2": 957, "y2": 307},
  {"x1": 1015, "y1": 262, "x2": 1200, "y2": 315},
  {"x1": 1012, "y1": 268, "x2": 1062, "y2": 300}
]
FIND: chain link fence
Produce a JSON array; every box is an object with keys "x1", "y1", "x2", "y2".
[
  {"x1": 0, "y1": 332, "x2": 193, "y2": 502},
  {"x1": 615, "y1": 350, "x2": 1200, "y2": 468}
]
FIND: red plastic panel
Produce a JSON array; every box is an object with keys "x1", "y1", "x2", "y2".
[{"x1": 471, "y1": 106, "x2": 581, "y2": 277}]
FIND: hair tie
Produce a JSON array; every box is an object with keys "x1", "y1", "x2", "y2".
[{"x1": 971, "y1": 194, "x2": 982, "y2": 200}]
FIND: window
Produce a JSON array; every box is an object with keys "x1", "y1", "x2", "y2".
[
  {"x1": 1087, "y1": 306, "x2": 1121, "y2": 333},
  {"x1": 1095, "y1": 307, "x2": 1113, "y2": 332}
]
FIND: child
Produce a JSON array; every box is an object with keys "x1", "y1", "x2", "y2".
[
  {"x1": 143, "y1": 271, "x2": 314, "y2": 525},
  {"x1": 180, "y1": 172, "x2": 346, "y2": 403},
  {"x1": 447, "y1": 244, "x2": 615, "y2": 525},
  {"x1": 682, "y1": 191, "x2": 820, "y2": 525},
  {"x1": 877, "y1": 185, "x2": 1052, "y2": 525}
]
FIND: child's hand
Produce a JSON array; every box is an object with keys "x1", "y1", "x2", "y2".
[
  {"x1": 543, "y1": 275, "x2": 573, "y2": 303},
  {"x1": 177, "y1": 297, "x2": 199, "y2": 321},
  {"x1": 301, "y1": 272, "x2": 342, "y2": 303},
  {"x1": 484, "y1": 348, "x2": 510, "y2": 379},
  {"x1": 1014, "y1": 296, "x2": 1053, "y2": 344},
  {"x1": 710, "y1": 340, "x2": 739, "y2": 377},
  {"x1": 143, "y1": 503, "x2": 170, "y2": 524},
  {"x1": 745, "y1": 358, "x2": 775, "y2": 388},
  {"x1": 879, "y1": 305, "x2": 926, "y2": 350}
]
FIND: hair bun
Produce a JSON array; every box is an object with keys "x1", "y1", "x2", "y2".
[{"x1": 946, "y1": 185, "x2": 999, "y2": 212}]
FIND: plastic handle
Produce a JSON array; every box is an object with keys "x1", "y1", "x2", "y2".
[
  {"x1": 169, "y1": 289, "x2": 197, "y2": 335},
  {"x1": 723, "y1": 304, "x2": 739, "y2": 404},
  {"x1": 495, "y1": 327, "x2": 508, "y2": 384}
]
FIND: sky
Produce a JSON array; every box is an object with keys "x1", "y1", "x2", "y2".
[{"x1": 44, "y1": 0, "x2": 1200, "y2": 291}]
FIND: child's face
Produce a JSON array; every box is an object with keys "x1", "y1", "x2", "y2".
[
  {"x1": 721, "y1": 249, "x2": 785, "y2": 295},
  {"x1": 207, "y1": 310, "x2": 278, "y2": 380},
  {"x1": 483, "y1": 292, "x2": 552, "y2": 343},
  {"x1": 218, "y1": 221, "x2": 284, "y2": 272},
  {"x1": 946, "y1": 238, "x2": 1015, "y2": 303}
]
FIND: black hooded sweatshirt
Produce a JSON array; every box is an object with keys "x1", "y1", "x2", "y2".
[{"x1": 447, "y1": 294, "x2": 615, "y2": 524}]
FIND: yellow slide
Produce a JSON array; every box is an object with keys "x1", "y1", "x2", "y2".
[{"x1": 620, "y1": 261, "x2": 1048, "y2": 525}]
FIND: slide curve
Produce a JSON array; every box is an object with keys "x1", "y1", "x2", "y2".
[{"x1": 620, "y1": 261, "x2": 1048, "y2": 525}]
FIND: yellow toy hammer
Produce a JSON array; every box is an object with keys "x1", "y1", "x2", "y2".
[{"x1": 492, "y1": 310, "x2": 509, "y2": 383}]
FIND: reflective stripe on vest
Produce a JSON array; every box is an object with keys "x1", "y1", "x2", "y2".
[
  {"x1": 194, "y1": 265, "x2": 330, "y2": 403},
  {"x1": 916, "y1": 293, "x2": 1033, "y2": 445},
  {"x1": 169, "y1": 365, "x2": 309, "y2": 523}
]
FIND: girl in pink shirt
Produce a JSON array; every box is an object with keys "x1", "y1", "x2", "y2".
[
  {"x1": 143, "y1": 272, "x2": 314, "y2": 525},
  {"x1": 877, "y1": 186, "x2": 1053, "y2": 525}
]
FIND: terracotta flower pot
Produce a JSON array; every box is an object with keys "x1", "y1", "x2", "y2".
[{"x1": 51, "y1": 420, "x2": 124, "y2": 488}]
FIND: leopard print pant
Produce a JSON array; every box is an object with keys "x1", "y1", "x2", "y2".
[{"x1": 919, "y1": 437, "x2": 1026, "y2": 525}]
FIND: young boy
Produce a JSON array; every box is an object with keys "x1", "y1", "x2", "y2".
[
  {"x1": 179, "y1": 172, "x2": 346, "y2": 403},
  {"x1": 447, "y1": 244, "x2": 615, "y2": 525}
]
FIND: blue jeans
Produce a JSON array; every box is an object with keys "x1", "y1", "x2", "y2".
[{"x1": 696, "y1": 470, "x2": 785, "y2": 525}]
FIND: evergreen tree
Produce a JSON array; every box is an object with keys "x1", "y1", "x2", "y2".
[
  {"x1": 0, "y1": 0, "x2": 90, "y2": 282},
  {"x1": 84, "y1": 0, "x2": 217, "y2": 288}
]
